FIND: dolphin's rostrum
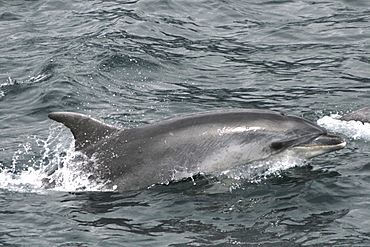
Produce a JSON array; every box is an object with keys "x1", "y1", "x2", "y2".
[{"x1": 47, "y1": 109, "x2": 346, "y2": 191}]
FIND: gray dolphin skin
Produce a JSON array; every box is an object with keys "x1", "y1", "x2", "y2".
[
  {"x1": 47, "y1": 109, "x2": 346, "y2": 191},
  {"x1": 340, "y1": 107, "x2": 370, "y2": 123}
]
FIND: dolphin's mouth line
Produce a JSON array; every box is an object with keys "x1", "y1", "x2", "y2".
[
  {"x1": 288, "y1": 134, "x2": 346, "y2": 159},
  {"x1": 294, "y1": 134, "x2": 346, "y2": 148},
  {"x1": 294, "y1": 141, "x2": 347, "y2": 149}
]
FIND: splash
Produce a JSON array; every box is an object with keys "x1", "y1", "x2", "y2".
[
  {"x1": 219, "y1": 151, "x2": 305, "y2": 187},
  {"x1": 0, "y1": 124, "x2": 111, "y2": 193},
  {"x1": 0, "y1": 77, "x2": 18, "y2": 99},
  {"x1": 317, "y1": 114, "x2": 370, "y2": 141},
  {"x1": 0, "y1": 167, "x2": 45, "y2": 193},
  {"x1": 43, "y1": 151, "x2": 111, "y2": 192}
]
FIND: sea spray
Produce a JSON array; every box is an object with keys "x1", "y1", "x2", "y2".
[
  {"x1": 0, "y1": 124, "x2": 110, "y2": 192},
  {"x1": 317, "y1": 114, "x2": 370, "y2": 141}
]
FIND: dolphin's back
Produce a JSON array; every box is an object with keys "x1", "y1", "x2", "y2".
[
  {"x1": 340, "y1": 107, "x2": 370, "y2": 123},
  {"x1": 136, "y1": 109, "x2": 324, "y2": 136}
]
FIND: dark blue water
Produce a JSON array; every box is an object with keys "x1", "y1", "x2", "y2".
[{"x1": 1, "y1": 0, "x2": 370, "y2": 246}]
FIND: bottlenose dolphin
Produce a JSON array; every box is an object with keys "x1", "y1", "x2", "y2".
[
  {"x1": 46, "y1": 109, "x2": 346, "y2": 191},
  {"x1": 340, "y1": 107, "x2": 370, "y2": 123}
]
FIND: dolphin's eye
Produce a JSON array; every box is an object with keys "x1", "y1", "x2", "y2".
[
  {"x1": 271, "y1": 142, "x2": 284, "y2": 150},
  {"x1": 271, "y1": 139, "x2": 298, "y2": 151}
]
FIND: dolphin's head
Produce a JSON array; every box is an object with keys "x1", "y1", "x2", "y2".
[
  {"x1": 251, "y1": 111, "x2": 347, "y2": 159},
  {"x1": 183, "y1": 109, "x2": 346, "y2": 172}
]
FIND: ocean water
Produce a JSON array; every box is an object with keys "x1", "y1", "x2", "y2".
[{"x1": 1, "y1": 0, "x2": 370, "y2": 246}]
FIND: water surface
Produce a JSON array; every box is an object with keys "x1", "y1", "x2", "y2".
[{"x1": 1, "y1": 0, "x2": 370, "y2": 246}]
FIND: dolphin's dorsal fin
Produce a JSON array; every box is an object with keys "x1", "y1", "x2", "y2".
[{"x1": 48, "y1": 112, "x2": 120, "y2": 151}]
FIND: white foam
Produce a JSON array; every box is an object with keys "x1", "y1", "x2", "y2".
[
  {"x1": 0, "y1": 167, "x2": 44, "y2": 193},
  {"x1": 0, "y1": 77, "x2": 17, "y2": 99},
  {"x1": 317, "y1": 114, "x2": 370, "y2": 141}
]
